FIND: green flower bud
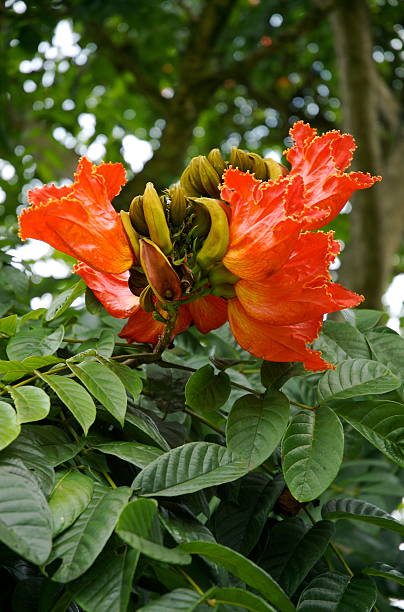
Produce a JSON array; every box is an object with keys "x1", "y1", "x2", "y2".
[
  {"x1": 198, "y1": 156, "x2": 220, "y2": 198},
  {"x1": 207, "y1": 148, "x2": 227, "y2": 177},
  {"x1": 142, "y1": 182, "x2": 173, "y2": 254},
  {"x1": 168, "y1": 183, "x2": 187, "y2": 225},
  {"x1": 129, "y1": 195, "x2": 149, "y2": 236}
]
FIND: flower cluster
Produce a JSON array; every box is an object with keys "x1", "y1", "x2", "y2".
[{"x1": 18, "y1": 122, "x2": 380, "y2": 370}]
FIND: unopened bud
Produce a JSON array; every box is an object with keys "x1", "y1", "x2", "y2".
[
  {"x1": 190, "y1": 200, "x2": 211, "y2": 237},
  {"x1": 198, "y1": 156, "x2": 220, "y2": 198},
  {"x1": 143, "y1": 183, "x2": 173, "y2": 254},
  {"x1": 207, "y1": 148, "x2": 226, "y2": 176},
  {"x1": 128, "y1": 267, "x2": 148, "y2": 296},
  {"x1": 168, "y1": 183, "x2": 187, "y2": 225},
  {"x1": 264, "y1": 158, "x2": 285, "y2": 181},
  {"x1": 139, "y1": 238, "x2": 181, "y2": 303},
  {"x1": 229, "y1": 147, "x2": 251, "y2": 172},
  {"x1": 248, "y1": 153, "x2": 268, "y2": 181},
  {"x1": 194, "y1": 197, "x2": 230, "y2": 271},
  {"x1": 120, "y1": 211, "x2": 140, "y2": 260},
  {"x1": 180, "y1": 160, "x2": 203, "y2": 196},
  {"x1": 129, "y1": 195, "x2": 149, "y2": 235}
]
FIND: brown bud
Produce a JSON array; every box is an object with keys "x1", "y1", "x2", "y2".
[
  {"x1": 129, "y1": 195, "x2": 149, "y2": 235},
  {"x1": 128, "y1": 268, "x2": 148, "y2": 296},
  {"x1": 139, "y1": 238, "x2": 181, "y2": 303},
  {"x1": 207, "y1": 148, "x2": 226, "y2": 177}
]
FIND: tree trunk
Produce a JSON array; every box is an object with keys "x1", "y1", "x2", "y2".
[{"x1": 328, "y1": 0, "x2": 404, "y2": 308}]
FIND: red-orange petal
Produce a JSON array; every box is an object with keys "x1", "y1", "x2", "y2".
[
  {"x1": 119, "y1": 305, "x2": 192, "y2": 345},
  {"x1": 188, "y1": 295, "x2": 228, "y2": 334},
  {"x1": 228, "y1": 299, "x2": 332, "y2": 371},
  {"x1": 234, "y1": 230, "x2": 363, "y2": 325},
  {"x1": 221, "y1": 170, "x2": 304, "y2": 280},
  {"x1": 27, "y1": 183, "x2": 73, "y2": 207},
  {"x1": 285, "y1": 121, "x2": 381, "y2": 231},
  {"x1": 19, "y1": 157, "x2": 134, "y2": 274},
  {"x1": 73, "y1": 263, "x2": 139, "y2": 318},
  {"x1": 96, "y1": 161, "x2": 127, "y2": 200},
  {"x1": 235, "y1": 277, "x2": 363, "y2": 325}
]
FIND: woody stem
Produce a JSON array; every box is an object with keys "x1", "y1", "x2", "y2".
[{"x1": 153, "y1": 307, "x2": 179, "y2": 354}]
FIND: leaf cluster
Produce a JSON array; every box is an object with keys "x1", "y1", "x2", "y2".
[{"x1": 0, "y1": 271, "x2": 403, "y2": 611}]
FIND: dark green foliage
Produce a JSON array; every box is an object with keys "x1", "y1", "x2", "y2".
[{"x1": 0, "y1": 284, "x2": 403, "y2": 610}]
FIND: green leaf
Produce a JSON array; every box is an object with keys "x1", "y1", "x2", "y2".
[
  {"x1": 48, "y1": 470, "x2": 94, "y2": 536},
  {"x1": 125, "y1": 407, "x2": 170, "y2": 451},
  {"x1": 261, "y1": 361, "x2": 305, "y2": 390},
  {"x1": 45, "y1": 279, "x2": 86, "y2": 321},
  {"x1": 282, "y1": 406, "x2": 344, "y2": 502},
  {"x1": 6, "y1": 326, "x2": 65, "y2": 360},
  {"x1": 38, "y1": 374, "x2": 96, "y2": 435},
  {"x1": 185, "y1": 364, "x2": 230, "y2": 412},
  {"x1": 0, "y1": 400, "x2": 20, "y2": 450},
  {"x1": 97, "y1": 329, "x2": 116, "y2": 357},
  {"x1": 19, "y1": 308, "x2": 46, "y2": 326},
  {"x1": 102, "y1": 360, "x2": 143, "y2": 400},
  {"x1": 116, "y1": 498, "x2": 191, "y2": 565},
  {"x1": 362, "y1": 563, "x2": 404, "y2": 586},
  {"x1": 366, "y1": 329, "x2": 404, "y2": 380},
  {"x1": 137, "y1": 588, "x2": 201, "y2": 611},
  {"x1": 133, "y1": 442, "x2": 248, "y2": 497},
  {"x1": 334, "y1": 399, "x2": 404, "y2": 466},
  {"x1": 226, "y1": 390, "x2": 290, "y2": 469},
  {"x1": 261, "y1": 519, "x2": 335, "y2": 596},
  {"x1": 160, "y1": 511, "x2": 216, "y2": 545},
  {"x1": 1, "y1": 431, "x2": 55, "y2": 495},
  {"x1": 317, "y1": 359, "x2": 400, "y2": 403},
  {"x1": 180, "y1": 541, "x2": 295, "y2": 612},
  {"x1": 85, "y1": 287, "x2": 105, "y2": 315},
  {"x1": 199, "y1": 586, "x2": 277, "y2": 612},
  {"x1": 313, "y1": 321, "x2": 371, "y2": 365},
  {"x1": 48, "y1": 483, "x2": 130, "y2": 583},
  {"x1": 92, "y1": 441, "x2": 163, "y2": 468},
  {"x1": 321, "y1": 498, "x2": 404, "y2": 536},
  {"x1": 9, "y1": 385, "x2": 50, "y2": 423},
  {"x1": 69, "y1": 544, "x2": 139, "y2": 612},
  {"x1": 0, "y1": 458, "x2": 53, "y2": 564},
  {"x1": 0, "y1": 355, "x2": 63, "y2": 383},
  {"x1": 0, "y1": 314, "x2": 18, "y2": 337},
  {"x1": 213, "y1": 473, "x2": 285, "y2": 555},
  {"x1": 297, "y1": 572, "x2": 376, "y2": 611},
  {"x1": 68, "y1": 361, "x2": 127, "y2": 426},
  {"x1": 350, "y1": 309, "x2": 387, "y2": 331},
  {"x1": 23, "y1": 424, "x2": 84, "y2": 466}
]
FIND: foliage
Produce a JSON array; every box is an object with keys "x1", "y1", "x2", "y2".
[{"x1": 0, "y1": 254, "x2": 403, "y2": 611}]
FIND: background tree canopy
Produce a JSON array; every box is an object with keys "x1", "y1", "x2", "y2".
[{"x1": 1, "y1": 0, "x2": 403, "y2": 310}]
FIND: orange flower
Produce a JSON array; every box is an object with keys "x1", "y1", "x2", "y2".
[
  {"x1": 17, "y1": 123, "x2": 381, "y2": 369},
  {"x1": 219, "y1": 119, "x2": 381, "y2": 371},
  {"x1": 19, "y1": 157, "x2": 134, "y2": 274}
]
